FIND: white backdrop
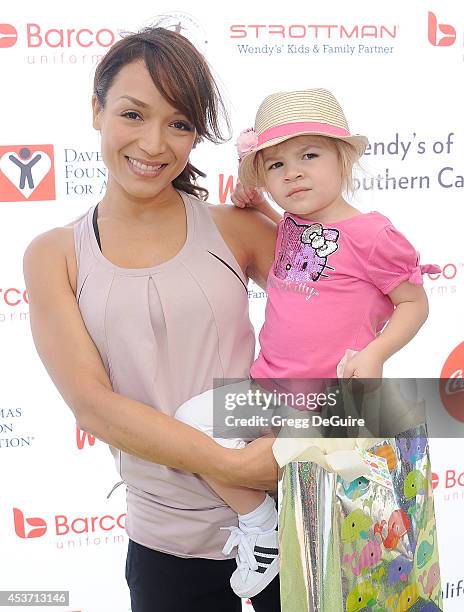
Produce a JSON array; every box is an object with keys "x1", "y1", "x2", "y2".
[{"x1": 1, "y1": 1, "x2": 463, "y2": 610}]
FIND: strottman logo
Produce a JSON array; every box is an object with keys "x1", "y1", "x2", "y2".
[
  {"x1": 428, "y1": 11, "x2": 456, "y2": 47},
  {"x1": 0, "y1": 145, "x2": 55, "y2": 201},
  {"x1": 440, "y1": 342, "x2": 464, "y2": 422},
  {"x1": 0, "y1": 24, "x2": 18, "y2": 48}
]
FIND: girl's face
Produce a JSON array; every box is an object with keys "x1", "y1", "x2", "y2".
[
  {"x1": 93, "y1": 60, "x2": 196, "y2": 203},
  {"x1": 261, "y1": 135, "x2": 345, "y2": 220}
]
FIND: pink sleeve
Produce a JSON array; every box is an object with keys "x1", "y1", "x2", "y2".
[{"x1": 366, "y1": 226, "x2": 440, "y2": 295}]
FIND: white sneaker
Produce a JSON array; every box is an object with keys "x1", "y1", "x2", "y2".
[{"x1": 222, "y1": 525, "x2": 279, "y2": 598}]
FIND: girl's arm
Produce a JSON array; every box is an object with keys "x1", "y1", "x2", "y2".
[
  {"x1": 231, "y1": 181, "x2": 282, "y2": 225},
  {"x1": 23, "y1": 229, "x2": 278, "y2": 490},
  {"x1": 343, "y1": 282, "x2": 429, "y2": 378}
]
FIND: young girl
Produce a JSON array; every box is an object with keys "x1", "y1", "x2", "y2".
[{"x1": 175, "y1": 88, "x2": 439, "y2": 599}]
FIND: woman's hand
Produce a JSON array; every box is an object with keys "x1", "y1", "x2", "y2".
[{"x1": 219, "y1": 436, "x2": 279, "y2": 491}]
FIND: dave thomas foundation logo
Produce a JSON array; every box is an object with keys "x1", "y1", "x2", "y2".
[
  {"x1": 0, "y1": 145, "x2": 56, "y2": 201},
  {"x1": 440, "y1": 342, "x2": 464, "y2": 422}
]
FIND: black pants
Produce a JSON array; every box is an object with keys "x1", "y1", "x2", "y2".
[{"x1": 126, "y1": 539, "x2": 281, "y2": 612}]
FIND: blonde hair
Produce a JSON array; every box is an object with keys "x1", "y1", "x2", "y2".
[{"x1": 239, "y1": 136, "x2": 360, "y2": 196}]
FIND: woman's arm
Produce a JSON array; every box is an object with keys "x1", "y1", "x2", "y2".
[
  {"x1": 23, "y1": 229, "x2": 277, "y2": 489},
  {"x1": 210, "y1": 204, "x2": 277, "y2": 289},
  {"x1": 343, "y1": 282, "x2": 429, "y2": 378}
]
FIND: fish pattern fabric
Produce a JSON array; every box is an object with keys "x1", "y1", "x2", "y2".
[{"x1": 279, "y1": 424, "x2": 442, "y2": 611}]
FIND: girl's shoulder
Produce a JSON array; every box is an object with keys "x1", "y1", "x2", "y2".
[{"x1": 344, "y1": 211, "x2": 392, "y2": 233}]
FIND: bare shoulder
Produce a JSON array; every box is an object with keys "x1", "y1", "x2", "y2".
[
  {"x1": 24, "y1": 224, "x2": 78, "y2": 294},
  {"x1": 208, "y1": 203, "x2": 277, "y2": 243},
  {"x1": 24, "y1": 209, "x2": 86, "y2": 254}
]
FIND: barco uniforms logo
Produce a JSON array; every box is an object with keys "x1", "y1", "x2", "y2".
[
  {"x1": 428, "y1": 11, "x2": 456, "y2": 47},
  {"x1": 13, "y1": 507, "x2": 126, "y2": 539},
  {"x1": 0, "y1": 23, "x2": 116, "y2": 49},
  {"x1": 0, "y1": 24, "x2": 18, "y2": 48}
]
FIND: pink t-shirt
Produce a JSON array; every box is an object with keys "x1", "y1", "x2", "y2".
[{"x1": 251, "y1": 211, "x2": 435, "y2": 381}]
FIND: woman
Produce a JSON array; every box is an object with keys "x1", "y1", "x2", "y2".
[{"x1": 24, "y1": 28, "x2": 279, "y2": 612}]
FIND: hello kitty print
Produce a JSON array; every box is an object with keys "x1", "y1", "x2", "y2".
[{"x1": 274, "y1": 216, "x2": 340, "y2": 282}]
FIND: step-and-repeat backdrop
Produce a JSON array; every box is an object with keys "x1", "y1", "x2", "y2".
[{"x1": 1, "y1": 1, "x2": 463, "y2": 610}]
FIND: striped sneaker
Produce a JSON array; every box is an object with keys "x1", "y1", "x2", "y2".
[{"x1": 221, "y1": 525, "x2": 279, "y2": 598}]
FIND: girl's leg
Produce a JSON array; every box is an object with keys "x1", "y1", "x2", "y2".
[{"x1": 175, "y1": 387, "x2": 279, "y2": 599}]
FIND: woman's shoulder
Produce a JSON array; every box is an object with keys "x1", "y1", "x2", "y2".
[
  {"x1": 25, "y1": 225, "x2": 73, "y2": 258},
  {"x1": 23, "y1": 209, "x2": 92, "y2": 294},
  {"x1": 207, "y1": 202, "x2": 276, "y2": 230},
  {"x1": 25, "y1": 209, "x2": 90, "y2": 256}
]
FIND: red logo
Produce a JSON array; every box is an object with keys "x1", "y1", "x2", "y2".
[
  {"x1": 440, "y1": 342, "x2": 464, "y2": 421},
  {"x1": 26, "y1": 24, "x2": 116, "y2": 48},
  {"x1": 13, "y1": 508, "x2": 126, "y2": 538},
  {"x1": 76, "y1": 424, "x2": 96, "y2": 450},
  {"x1": 426, "y1": 262, "x2": 459, "y2": 281},
  {"x1": 13, "y1": 508, "x2": 47, "y2": 538},
  {"x1": 0, "y1": 288, "x2": 29, "y2": 306},
  {"x1": 431, "y1": 472, "x2": 439, "y2": 489},
  {"x1": 230, "y1": 24, "x2": 398, "y2": 40},
  {"x1": 428, "y1": 11, "x2": 456, "y2": 47},
  {"x1": 218, "y1": 174, "x2": 237, "y2": 204},
  {"x1": 0, "y1": 145, "x2": 56, "y2": 202},
  {"x1": 0, "y1": 24, "x2": 18, "y2": 48}
]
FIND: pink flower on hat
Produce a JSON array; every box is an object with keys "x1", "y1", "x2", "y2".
[{"x1": 236, "y1": 128, "x2": 258, "y2": 159}]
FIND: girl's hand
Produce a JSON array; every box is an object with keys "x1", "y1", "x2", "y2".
[
  {"x1": 231, "y1": 180, "x2": 282, "y2": 225},
  {"x1": 230, "y1": 180, "x2": 269, "y2": 211},
  {"x1": 342, "y1": 347, "x2": 384, "y2": 379}
]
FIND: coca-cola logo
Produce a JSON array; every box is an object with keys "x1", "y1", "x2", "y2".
[
  {"x1": 440, "y1": 342, "x2": 464, "y2": 422},
  {"x1": 444, "y1": 371, "x2": 464, "y2": 395}
]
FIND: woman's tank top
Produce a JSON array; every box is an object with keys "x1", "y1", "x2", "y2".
[{"x1": 73, "y1": 190, "x2": 255, "y2": 558}]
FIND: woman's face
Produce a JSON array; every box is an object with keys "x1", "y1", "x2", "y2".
[{"x1": 93, "y1": 60, "x2": 196, "y2": 202}]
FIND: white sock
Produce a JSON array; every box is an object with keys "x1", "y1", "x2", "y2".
[{"x1": 238, "y1": 494, "x2": 277, "y2": 533}]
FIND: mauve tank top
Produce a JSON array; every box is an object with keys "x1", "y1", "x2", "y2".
[{"x1": 73, "y1": 190, "x2": 255, "y2": 559}]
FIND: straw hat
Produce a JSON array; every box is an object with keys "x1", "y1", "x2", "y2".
[{"x1": 237, "y1": 88, "x2": 368, "y2": 186}]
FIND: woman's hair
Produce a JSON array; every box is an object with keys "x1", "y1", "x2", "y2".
[
  {"x1": 246, "y1": 137, "x2": 359, "y2": 195},
  {"x1": 93, "y1": 27, "x2": 230, "y2": 200}
]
